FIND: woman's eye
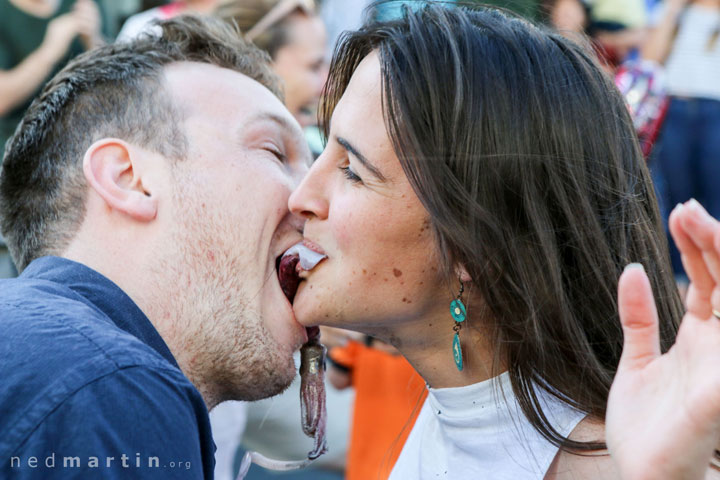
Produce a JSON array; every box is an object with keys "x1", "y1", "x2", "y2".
[{"x1": 340, "y1": 165, "x2": 362, "y2": 184}]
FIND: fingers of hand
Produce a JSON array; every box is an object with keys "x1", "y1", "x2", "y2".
[
  {"x1": 671, "y1": 201, "x2": 719, "y2": 318},
  {"x1": 617, "y1": 263, "x2": 661, "y2": 370},
  {"x1": 682, "y1": 200, "x2": 720, "y2": 278},
  {"x1": 46, "y1": 16, "x2": 80, "y2": 45}
]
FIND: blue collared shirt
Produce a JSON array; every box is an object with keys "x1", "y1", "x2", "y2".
[{"x1": 0, "y1": 257, "x2": 216, "y2": 478}]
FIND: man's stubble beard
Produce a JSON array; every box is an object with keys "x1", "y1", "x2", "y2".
[{"x1": 148, "y1": 182, "x2": 297, "y2": 405}]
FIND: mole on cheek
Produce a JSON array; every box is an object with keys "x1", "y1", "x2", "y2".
[{"x1": 393, "y1": 268, "x2": 403, "y2": 277}]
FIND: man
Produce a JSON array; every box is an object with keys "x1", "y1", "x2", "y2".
[{"x1": 0, "y1": 15, "x2": 311, "y2": 478}]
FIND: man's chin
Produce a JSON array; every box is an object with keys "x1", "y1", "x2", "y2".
[
  {"x1": 223, "y1": 345, "x2": 297, "y2": 402},
  {"x1": 235, "y1": 363, "x2": 296, "y2": 401}
]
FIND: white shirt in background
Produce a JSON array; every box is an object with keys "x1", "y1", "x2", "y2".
[{"x1": 664, "y1": 4, "x2": 720, "y2": 101}]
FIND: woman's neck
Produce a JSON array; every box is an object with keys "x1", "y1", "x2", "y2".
[{"x1": 368, "y1": 294, "x2": 504, "y2": 389}]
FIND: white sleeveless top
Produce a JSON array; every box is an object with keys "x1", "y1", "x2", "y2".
[
  {"x1": 664, "y1": 5, "x2": 720, "y2": 101},
  {"x1": 390, "y1": 372, "x2": 587, "y2": 480}
]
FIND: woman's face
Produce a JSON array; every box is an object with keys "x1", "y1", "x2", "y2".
[
  {"x1": 288, "y1": 52, "x2": 449, "y2": 333},
  {"x1": 273, "y1": 13, "x2": 327, "y2": 128}
]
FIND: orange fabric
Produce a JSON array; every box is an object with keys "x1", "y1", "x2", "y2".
[{"x1": 329, "y1": 341, "x2": 427, "y2": 480}]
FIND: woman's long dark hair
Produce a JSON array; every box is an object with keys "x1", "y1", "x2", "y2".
[{"x1": 321, "y1": 3, "x2": 684, "y2": 451}]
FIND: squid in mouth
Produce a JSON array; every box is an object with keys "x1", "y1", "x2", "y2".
[{"x1": 236, "y1": 243, "x2": 328, "y2": 480}]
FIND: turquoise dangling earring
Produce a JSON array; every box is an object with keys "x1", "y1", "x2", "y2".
[{"x1": 450, "y1": 281, "x2": 466, "y2": 371}]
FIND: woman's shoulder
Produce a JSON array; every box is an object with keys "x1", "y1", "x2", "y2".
[{"x1": 544, "y1": 417, "x2": 619, "y2": 480}]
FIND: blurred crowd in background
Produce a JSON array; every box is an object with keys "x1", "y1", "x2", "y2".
[{"x1": 1, "y1": 0, "x2": 718, "y2": 479}]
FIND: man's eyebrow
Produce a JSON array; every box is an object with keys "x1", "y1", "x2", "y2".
[
  {"x1": 250, "y1": 112, "x2": 299, "y2": 138},
  {"x1": 240, "y1": 112, "x2": 312, "y2": 162},
  {"x1": 336, "y1": 136, "x2": 386, "y2": 182}
]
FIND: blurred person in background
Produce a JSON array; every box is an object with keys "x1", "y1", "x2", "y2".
[
  {"x1": 544, "y1": 0, "x2": 649, "y2": 68},
  {"x1": 0, "y1": 0, "x2": 104, "y2": 152},
  {"x1": 116, "y1": 0, "x2": 220, "y2": 41},
  {"x1": 643, "y1": 0, "x2": 720, "y2": 282},
  {"x1": 215, "y1": 0, "x2": 327, "y2": 155},
  {"x1": 587, "y1": 0, "x2": 648, "y2": 65},
  {"x1": 545, "y1": 0, "x2": 668, "y2": 159},
  {"x1": 546, "y1": 0, "x2": 588, "y2": 36},
  {"x1": 0, "y1": 0, "x2": 104, "y2": 279}
]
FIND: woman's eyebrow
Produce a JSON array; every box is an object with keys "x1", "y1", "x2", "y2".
[{"x1": 336, "y1": 136, "x2": 386, "y2": 182}]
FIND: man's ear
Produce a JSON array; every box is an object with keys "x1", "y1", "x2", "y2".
[{"x1": 83, "y1": 139, "x2": 158, "y2": 221}]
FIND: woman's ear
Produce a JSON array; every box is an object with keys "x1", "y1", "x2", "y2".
[
  {"x1": 456, "y1": 264, "x2": 473, "y2": 284},
  {"x1": 82, "y1": 138, "x2": 158, "y2": 222}
]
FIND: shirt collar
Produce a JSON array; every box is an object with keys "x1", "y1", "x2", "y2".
[{"x1": 21, "y1": 256, "x2": 179, "y2": 369}]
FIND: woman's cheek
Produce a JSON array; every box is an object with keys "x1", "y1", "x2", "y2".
[{"x1": 330, "y1": 207, "x2": 354, "y2": 250}]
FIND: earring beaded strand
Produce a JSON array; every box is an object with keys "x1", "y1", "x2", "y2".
[{"x1": 450, "y1": 281, "x2": 466, "y2": 371}]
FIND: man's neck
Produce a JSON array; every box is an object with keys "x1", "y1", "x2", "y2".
[{"x1": 62, "y1": 245, "x2": 220, "y2": 409}]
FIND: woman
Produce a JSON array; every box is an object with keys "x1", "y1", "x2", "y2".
[
  {"x1": 285, "y1": 4, "x2": 718, "y2": 478},
  {"x1": 215, "y1": 0, "x2": 327, "y2": 130}
]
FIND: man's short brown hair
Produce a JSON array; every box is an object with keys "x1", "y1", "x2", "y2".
[{"x1": 0, "y1": 15, "x2": 281, "y2": 271}]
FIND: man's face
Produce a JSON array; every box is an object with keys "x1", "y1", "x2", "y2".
[{"x1": 154, "y1": 62, "x2": 311, "y2": 402}]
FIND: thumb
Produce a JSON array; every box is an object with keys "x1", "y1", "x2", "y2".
[{"x1": 617, "y1": 263, "x2": 661, "y2": 371}]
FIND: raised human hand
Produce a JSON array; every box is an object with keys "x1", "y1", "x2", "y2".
[
  {"x1": 607, "y1": 199, "x2": 720, "y2": 480},
  {"x1": 73, "y1": 0, "x2": 103, "y2": 49},
  {"x1": 40, "y1": 13, "x2": 81, "y2": 62}
]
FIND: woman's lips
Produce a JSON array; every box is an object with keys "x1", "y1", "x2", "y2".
[{"x1": 302, "y1": 239, "x2": 326, "y2": 256}]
